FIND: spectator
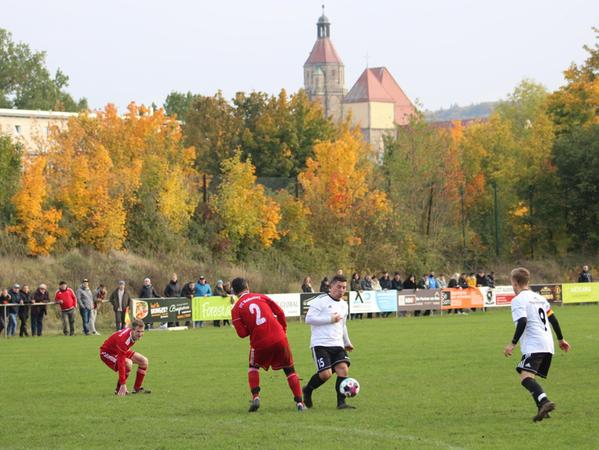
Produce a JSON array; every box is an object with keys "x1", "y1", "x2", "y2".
[
  {"x1": 379, "y1": 272, "x2": 392, "y2": 290},
  {"x1": 437, "y1": 273, "x2": 448, "y2": 289},
  {"x1": 223, "y1": 281, "x2": 232, "y2": 295},
  {"x1": 194, "y1": 276, "x2": 212, "y2": 297},
  {"x1": 403, "y1": 274, "x2": 417, "y2": 290},
  {"x1": 448, "y1": 274, "x2": 459, "y2": 288},
  {"x1": 213, "y1": 280, "x2": 227, "y2": 327},
  {"x1": 0, "y1": 288, "x2": 10, "y2": 332},
  {"x1": 391, "y1": 272, "x2": 403, "y2": 291},
  {"x1": 164, "y1": 272, "x2": 181, "y2": 297},
  {"x1": 194, "y1": 276, "x2": 212, "y2": 328},
  {"x1": 7, "y1": 284, "x2": 23, "y2": 336},
  {"x1": 426, "y1": 272, "x2": 438, "y2": 289},
  {"x1": 179, "y1": 281, "x2": 195, "y2": 328},
  {"x1": 0, "y1": 287, "x2": 10, "y2": 334},
  {"x1": 92, "y1": 284, "x2": 107, "y2": 335},
  {"x1": 350, "y1": 272, "x2": 361, "y2": 291},
  {"x1": 371, "y1": 275, "x2": 382, "y2": 291},
  {"x1": 360, "y1": 275, "x2": 372, "y2": 291},
  {"x1": 466, "y1": 273, "x2": 477, "y2": 288},
  {"x1": 181, "y1": 281, "x2": 196, "y2": 299},
  {"x1": 139, "y1": 278, "x2": 161, "y2": 299},
  {"x1": 486, "y1": 272, "x2": 496, "y2": 288},
  {"x1": 416, "y1": 275, "x2": 427, "y2": 290},
  {"x1": 475, "y1": 270, "x2": 488, "y2": 287},
  {"x1": 19, "y1": 284, "x2": 33, "y2": 337},
  {"x1": 578, "y1": 265, "x2": 593, "y2": 283},
  {"x1": 458, "y1": 273, "x2": 469, "y2": 288},
  {"x1": 76, "y1": 279, "x2": 94, "y2": 336},
  {"x1": 31, "y1": 284, "x2": 49, "y2": 336},
  {"x1": 109, "y1": 281, "x2": 131, "y2": 331},
  {"x1": 55, "y1": 281, "x2": 77, "y2": 336},
  {"x1": 318, "y1": 276, "x2": 330, "y2": 293},
  {"x1": 301, "y1": 277, "x2": 314, "y2": 293}
]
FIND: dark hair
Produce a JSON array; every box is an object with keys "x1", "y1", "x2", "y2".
[
  {"x1": 59, "y1": 281, "x2": 67, "y2": 285},
  {"x1": 231, "y1": 277, "x2": 249, "y2": 295},
  {"x1": 330, "y1": 274, "x2": 347, "y2": 284}
]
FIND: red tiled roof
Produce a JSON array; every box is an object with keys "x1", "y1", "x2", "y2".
[
  {"x1": 304, "y1": 38, "x2": 343, "y2": 65},
  {"x1": 344, "y1": 67, "x2": 415, "y2": 125}
]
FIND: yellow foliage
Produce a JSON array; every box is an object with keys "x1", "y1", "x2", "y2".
[{"x1": 8, "y1": 157, "x2": 66, "y2": 255}]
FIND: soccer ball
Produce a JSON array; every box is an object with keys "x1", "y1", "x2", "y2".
[{"x1": 339, "y1": 377, "x2": 360, "y2": 397}]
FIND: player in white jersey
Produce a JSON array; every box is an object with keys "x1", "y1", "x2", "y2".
[
  {"x1": 302, "y1": 275, "x2": 355, "y2": 409},
  {"x1": 503, "y1": 267, "x2": 570, "y2": 422}
]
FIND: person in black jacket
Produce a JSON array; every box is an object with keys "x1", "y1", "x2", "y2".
[
  {"x1": 379, "y1": 272, "x2": 393, "y2": 290},
  {"x1": 18, "y1": 285, "x2": 33, "y2": 337},
  {"x1": 391, "y1": 272, "x2": 403, "y2": 291},
  {"x1": 164, "y1": 273, "x2": 181, "y2": 297},
  {"x1": 578, "y1": 265, "x2": 592, "y2": 282},
  {"x1": 7, "y1": 284, "x2": 23, "y2": 337},
  {"x1": 31, "y1": 284, "x2": 50, "y2": 336}
]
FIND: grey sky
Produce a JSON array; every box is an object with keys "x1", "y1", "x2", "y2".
[{"x1": 3, "y1": 0, "x2": 598, "y2": 112}]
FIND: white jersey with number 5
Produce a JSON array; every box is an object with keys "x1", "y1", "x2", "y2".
[
  {"x1": 511, "y1": 289, "x2": 554, "y2": 354},
  {"x1": 305, "y1": 294, "x2": 350, "y2": 348}
]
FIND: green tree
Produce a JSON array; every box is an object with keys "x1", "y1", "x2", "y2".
[
  {"x1": 0, "y1": 28, "x2": 87, "y2": 111},
  {"x1": 0, "y1": 135, "x2": 22, "y2": 225},
  {"x1": 163, "y1": 91, "x2": 195, "y2": 122}
]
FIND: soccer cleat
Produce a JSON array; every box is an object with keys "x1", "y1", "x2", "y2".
[
  {"x1": 296, "y1": 402, "x2": 306, "y2": 412},
  {"x1": 248, "y1": 397, "x2": 260, "y2": 412},
  {"x1": 337, "y1": 403, "x2": 356, "y2": 410},
  {"x1": 533, "y1": 401, "x2": 555, "y2": 422},
  {"x1": 132, "y1": 387, "x2": 151, "y2": 394},
  {"x1": 302, "y1": 386, "x2": 313, "y2": 408}
]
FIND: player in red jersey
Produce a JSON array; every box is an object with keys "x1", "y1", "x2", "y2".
[
  {"x1": 99, "y1": 318, "x2": 151, "y2": 396},
  {"x1": 231, "y1": 277, "x2": 305, "y2": 412}
]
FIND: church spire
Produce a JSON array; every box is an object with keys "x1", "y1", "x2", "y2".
[{"x1": 317, "y1": 5, "x2": 330, "y2": 39}]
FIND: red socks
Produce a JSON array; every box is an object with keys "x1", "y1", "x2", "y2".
[
  {"x1": 134, "y1": 368, "x2": 147, "y2": 391},
  {"x1": 248, "y1": 368, "x2": 260, "y2": 398},
  {"x1": 287, "y1": 372, "x2": 303, "y2": 400}
]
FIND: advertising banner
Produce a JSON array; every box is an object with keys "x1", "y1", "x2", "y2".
[
  {"x1": 493, "y1": 285, "x2": 516, "y2": 306},
  {"x1": 300, "y1": 292, "x2": 348, "y2": 317},
  {"x1": 530, "y1": 284, "x2": 563, "y2": 304},
  {"x1": 268, "y1": 293, "x2": 301, "y2": 317},
  {"x1": 349, "y1": 290, "x2": 398, "y2": 314},
  {"x1": 441, "y1": 288, "x2": 484, "y2": 310},
  {"x1": 131, "y1": 297, "x2": 192, "y2": 325},
  {"x1": 397, "y1": 289, "x2": 443, "y2": 312},
  {"x1": 561, "y1": 283, "x2": 599, "y2": 304},
  {"x1": 192, "y1": 296, "x2": 236, "y2": 321}
]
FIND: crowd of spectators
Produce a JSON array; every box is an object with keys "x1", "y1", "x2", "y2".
[{"x1": 0, "y1": 273, "x2": 236, "y2": 338}]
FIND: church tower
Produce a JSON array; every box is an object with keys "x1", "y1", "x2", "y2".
[{"x1": 304, "y1": 7, "x2": 346, "y2": 122}]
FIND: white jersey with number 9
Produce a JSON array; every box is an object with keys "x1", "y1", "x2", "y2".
[{"x1": 511, "y1": 289, "x2": 554, "y2": 355}]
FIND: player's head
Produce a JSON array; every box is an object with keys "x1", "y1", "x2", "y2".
[
  {"x1": 231, "y1": 277, "x2": 249, "y2": 295},
  {"x1": 510, "y1": 267, "x2": 530, "y2": 290},
  {"x1": 329, "y1": 275, "x2": 347, "y2": 300},
  {"x1": 131, "y1": 319, "x2": 145, "y2": 341}
]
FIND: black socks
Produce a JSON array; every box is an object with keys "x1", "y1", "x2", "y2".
[{"x1": 521, "y1": 377, "x2": 548, "y2": 407}]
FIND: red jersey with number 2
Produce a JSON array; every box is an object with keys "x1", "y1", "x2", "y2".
[{"x1": 231, "y1": 292, "x2": 287, "y2": 349}]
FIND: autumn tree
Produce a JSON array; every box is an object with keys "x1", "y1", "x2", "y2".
[
  {"x1": 9, "y1": 157, "x2": 65, "y2": 255},
  {"x1": 209, "y1": 151, "x2": 281, "y2": 258},
  {"x1": 299, "y1": 127, "x2": 389, "y2": 270}
]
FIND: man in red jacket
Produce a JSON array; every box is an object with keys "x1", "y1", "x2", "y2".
[
  {"x1": 100, "y1": 319, "x2": 150, "y2": 396},
  {"x1": 231, "y1": 277, "x2": 305, "y2": 412},
  {"x1": 55, "y1": 281, "x2": 77, "y2": 336}
]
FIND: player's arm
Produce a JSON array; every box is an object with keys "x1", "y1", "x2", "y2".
[
  {"x1": 231, "y1": 306, "x2": 249, "y2": 338},
  {"x1": 264, "y1": 297, "x2": 287, "y2": 331},
  {"x1": 342, "y1": 320, "x2": 354, "y2": 351},
  {"x1": 547, "y1": 309, "x2": 571, "y2": 352},
  {"x1": 305, "y1": 302, "x2": 336, "y2": 325},
  {"x1": 504, "y1": 301, "x2": 526, "y2": 357}
]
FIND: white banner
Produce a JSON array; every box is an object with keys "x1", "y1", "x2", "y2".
[
  {"x1": 268, "y1": 293, "x2": 301, "y2": 317},
  {"x1": 349, "y1": 290, "x2": 398, "y2": 313}
]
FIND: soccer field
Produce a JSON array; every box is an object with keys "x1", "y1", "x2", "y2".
[{"x1": 1, "y1": 307, "x2": 598, "y2": 449}]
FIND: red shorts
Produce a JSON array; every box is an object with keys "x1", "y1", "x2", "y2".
[
  {"x1": 100, "y1": 350, "x2": 135, "y2": 371},
  {"x1": 249, "y1": 338, "x2": 294, "y2": 370}
]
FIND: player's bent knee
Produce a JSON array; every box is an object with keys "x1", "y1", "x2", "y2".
[
  {"x1": 319, "y1": 369, "x2": 333, "y2": 381},
  {"x1": 125, "y1": 359, "x2": 133, "y2": 371},
  {"x1": 334, "y1": 363, "x2": 349, "y2": 377}
]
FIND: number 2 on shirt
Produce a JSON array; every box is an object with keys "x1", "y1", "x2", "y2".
[{"x1": 249, "y1": 303, "x2": 266, "y2": 326}]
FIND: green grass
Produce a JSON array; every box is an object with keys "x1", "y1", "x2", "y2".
[{"x1": 2, "y1": 306, "x2": 599, "y2": 449}]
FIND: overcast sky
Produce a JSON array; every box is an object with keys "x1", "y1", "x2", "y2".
[{"x1": 3, "y1": 0, "x2": 598, "y2": 112}]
